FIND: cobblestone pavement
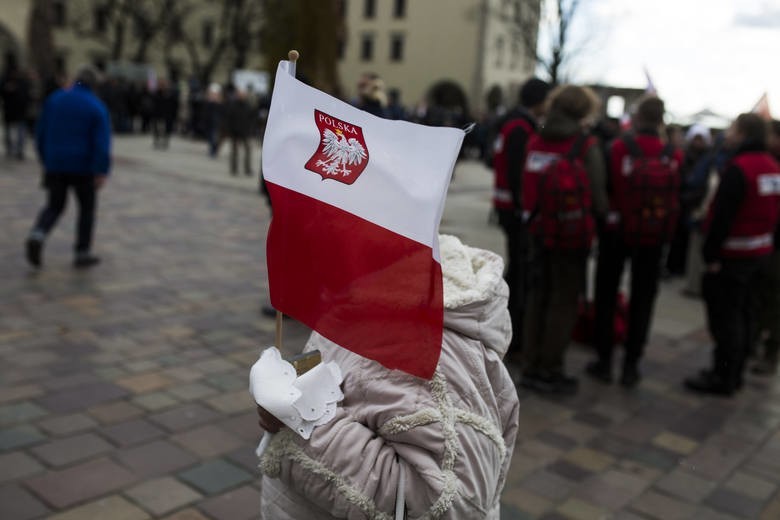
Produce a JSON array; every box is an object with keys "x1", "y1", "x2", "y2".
[{"x1": 1, "y1": 136, "x2": 780, "y2": 519}]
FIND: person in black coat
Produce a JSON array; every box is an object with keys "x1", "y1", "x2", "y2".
[
  {"x1": 222, "y1": 86, "x2": 255, "y2": 176},
  {"x1": 1, "y1": 65, "x2": 32, "y2": 159},
  {"x1": 152, "y1": 79, "x2": 179, "y2": 149}
]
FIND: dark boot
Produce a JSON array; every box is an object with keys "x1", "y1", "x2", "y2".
[
  {"x1": 74, "y1": 253, "x2": 101, "y2": 269},
  {"x1": 26, "y1": 237, "x2": 43, "y2": 268}
]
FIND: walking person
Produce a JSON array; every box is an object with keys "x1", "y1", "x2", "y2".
[
  {"x1": 491, "y1": 78, "x2": 550, "y2": 367},
  {"x1": 26, "y1": 66, "x2": 111, "y2": 269},
  {"x1": 520, "y1": 85, "x2": 608, "y2": 394},
  {"x1": 152, "y1": 78, "x2": 179, "y2": 149},
  {"x1": 586, "y1": 95, "x2": 683, "y2": 387},
  {"x1": 684, "y1": 114, "x2": 780, "y2": 395},
  {"x1": 223, "y1": 86, "x2": 255, "y2": 176}
]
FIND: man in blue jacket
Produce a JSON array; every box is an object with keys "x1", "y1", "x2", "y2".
[{"x1": 26, "y1": 66, "x2": 111, "y2": 269}]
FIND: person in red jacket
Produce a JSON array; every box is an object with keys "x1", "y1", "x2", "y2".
[
  {"x1": 520, "y1": 85, "x2": 607, "y2": 394},
  {"x1": 684, "y1": 113, "x2": 780, "y2": 396},
  {"x1": 586, "y1": 96, "x2": 683, "y2": 388},
  {"x1": 492, "y1": 78, "x2": 551, "y2": 365}
]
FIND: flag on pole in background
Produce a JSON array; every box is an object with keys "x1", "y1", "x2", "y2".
[
  {"x1": 643, "y1": 66, "x2": 657, "y2": 95},
  {"x1": 752, "y1": 92, "x2": 772, "y2": 120},
  {"x1": 262, "y1": 61, "x2": 464, "y2": 379}
]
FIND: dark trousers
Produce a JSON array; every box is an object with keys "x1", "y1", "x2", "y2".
[
  {"x1": 756, "y1": 251, "x2": 780, "y2": 361},
  {"x1": 594, "y1": 229, "x2": 663, "y2": 368},
  {"x1": 32, "y1": 175, "x2": 96, "y2": 253},
  {"x1": 666, "y1": 210, "x2": 690, "y2": 275},
  {"x1": 152, "y1": 118, "x2": 172, "y2": 148},
  {"x1": 230, "y1": 137, "x2": 252, "y2": 175},
  {"x1": 523, "y1": 244, "x2": 587, "y2": 376},
  {"x1": 497, "y1": 209, "x2": 528, "y2": 359},
  {"x1": 704, "y1": 257, "x2": 766, "y2": 389}
]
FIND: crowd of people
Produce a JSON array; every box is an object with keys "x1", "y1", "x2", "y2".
[{"x1": 492, "y1": 77, "x2": 780, "y2": 398}]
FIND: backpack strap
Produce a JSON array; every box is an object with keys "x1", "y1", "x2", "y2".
[
  {"x1": 567, "y1": 133, "x2": 589, "y2": 161},
  {"x1": 622, "y1": 134, "x2": 643, "y2": 158}
]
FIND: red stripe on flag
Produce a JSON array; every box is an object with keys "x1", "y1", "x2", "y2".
[{"x1": 266, "y1": 182, "x2": 443, "y2": 379}]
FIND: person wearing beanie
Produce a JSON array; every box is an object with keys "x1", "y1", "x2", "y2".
[
  {"x1": 26, "y1": 65, "x2": 111, "y2": 269},
  {"x1": 491, "y1": 77, "x2": 551, "y2": 372}
]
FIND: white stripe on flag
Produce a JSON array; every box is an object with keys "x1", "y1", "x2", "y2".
[{"x1": 262, "y1": 61, "x2": 464, "y2": 260}]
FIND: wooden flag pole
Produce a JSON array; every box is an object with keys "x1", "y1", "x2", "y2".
[{"x1": 273, "y1": 50, "x2": 299, "y2": 353}]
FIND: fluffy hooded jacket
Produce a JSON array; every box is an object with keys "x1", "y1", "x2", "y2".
[{"x1": 259, "y1": 235, "x2": 520, "y2": 519}]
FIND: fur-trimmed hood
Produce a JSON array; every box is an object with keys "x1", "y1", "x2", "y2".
[{"x1": 440, "y1": 234, "x2": 512, "y2": 359}]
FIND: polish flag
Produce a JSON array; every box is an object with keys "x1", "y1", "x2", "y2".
[
  {"x1": 752, "y1": 92, "x2": 772, "y2": 121},
  {"x1": 262, "y1": 61, "x2": 464, "y2": 379}
]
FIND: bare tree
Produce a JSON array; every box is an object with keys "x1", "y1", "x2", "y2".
[{"x1": 493, "y1": 0, "x2": 583, "y2": 85}]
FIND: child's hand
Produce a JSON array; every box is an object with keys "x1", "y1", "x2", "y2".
[{"x1": 257, "y1": 405, "x2": 284, "y2": 434}]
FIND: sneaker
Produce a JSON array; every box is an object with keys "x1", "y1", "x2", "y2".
[
  {"x1": 585, "y1": 360, "x2": 613, "y2": 384},
  {"x1": 74, "y1": 254, "x2": 101, "y2": 269},
  {"x1": 620, "y1": 364, "x2": 641, "y2": 388},
  {"x1": 26, "y1": 238, "x2": 42, "y2": 268}
]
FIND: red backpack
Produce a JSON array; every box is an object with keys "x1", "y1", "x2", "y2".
[
  {"x1": 619, "y1": 136, "x2": 680, "y2": 247},
  {"x1": 536, "y1": 136, "x2": 595, "y2": 250}
]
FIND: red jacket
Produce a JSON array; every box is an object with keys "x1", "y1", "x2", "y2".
[
  {"x1": 707, "y1": 151, "x2": 780, "y2": 259},
  {"x1": 493, "y1": 116, "x2": 534, "y2": 210}
]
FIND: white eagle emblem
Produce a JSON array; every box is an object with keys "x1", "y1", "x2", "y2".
[{"x1": 315, "y1": 129, "x2": 368, "y2": 177}]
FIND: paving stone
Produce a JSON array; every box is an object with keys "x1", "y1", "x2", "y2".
[
  {"x1": 132, "y1": 391, "x2": 179, "y2": 411},
  {"x1": 31, "y1": 432, "x2": 113, "y2": 467},
  {"x1": 115, "y1": 439, "x2": 198, "y2": 478},
  {"x1": 161, "y1": 507, "x2": 211, "y2": 520},
  {"x1": 172, "y1": 424, "x2": 244, "y2": 458},
  {"x1": 226, "y1": 445, "x2": 260, "y2": 472},
  {"x1": 205, "y1": 390, "x2": 256, "y2": 414},
  {"x1": 572, "y1": 470, "x2": 649, "y2": 510},
  {"x1": 205, "y1": 372, "x2": 247, "y2": 392},
  {"x1": 555, "y1": 498, "x2": 608, "y2": 520},
  {"x1": 573, "y1": 411, "x2": 613, "y2": 428},
  {"x1": 37, "y1": 413, "x2": 98, "y2": 435},
  {"x1": 178, "y1": 458, "x2": 253, "y2": 495},
  {"x1": 0, "y1": 401, "x2": 47, "y2": 426},
  {"x1": 101, "y1": 418, "x2": 166, "y2": 447},
  {"x1": 162, "y1": 366, "x2": 203, "y2": 382},
  {"x1": 47, "y1": 495, "x2": 149, "y2": 520},
  {"x1": 761, "y1": 496, "x2": 780, "y2": 520},
  {"x1": 689, "y1": 506, "x2": 743, "y2": 520},
  {"x1": 520, "y1": 469, "x2": 576, "y2": 501},
  {"x1": 653, "y1": 468, "x2": 717, "y2": 503},
  {"x1": 219, "y1": 412, "x2": 264, "y2": 442},
  {"x1": 0, "y1": 451, "x2": 44, "y2": 483},
  {"x1": 0, "y1": 425, "x2": 45, "y2": 451},
  {"x1": 629, "y1": 490, "x2": 697, "y2": 520},
  {"x1": 547, "y1": 460, "x2": 593, "y2": 483},
  {"x1": 167, "y1": 382, "x2": 217, "y2": 401},
  {"x1": 88, "y1": 400, "x2": 145, "y2": 424},
  {"x1": 0, "y1": 384, "x2": 43, "y2": 405},
  {"x1": 564, "y1": 447, "x2": 615, "y2": 472},
  {"x1": 586, "y1": 433, "x2": 637, "y2": 458},
  {"x1": 652, "y1": 431, "x2": 699, "y2": 455},
  {"x1": 501, "y1": 488, "x2": 553, "y2": 517},
  {"x1": 125, "y1": 476, "x2": 201, "y2": 515},
  {"x1": 149, "y1": 403, "x2": 219, "y2": 432},
  {"x1": 499, "y1": 503, "x2": 536, "y2": 520},
  {"x1": 705, "y1": 487, "x2": 766, "y2": 518},
  {"x1": 0, "y1": 484, "x2": 50, "y2": 519},
  {"x1": 197, "y1": 484, "x2": 262, "y2": 520},
  {"x1": 725, "y1": 471, "x2": 776, "y2": 501},
  {"x1": 37, "y1": 382, "x2": 129, "y2": 413},
  {"x1": 117, "y1": 372, "x2": 174, "y2": 394},
  {"x1": 25, "y1": 457, "x2": 136, "y2": 509},
  {"x1": 193, "y1": 358, "x2": 238, "y2": 374},
  {"x1": 537, "y1": 430, "x2": 578, "y2": 451},
  {"x1": 681, "y1": 434, "x2": 754, "y2": 480},
  {"x1": 627, "y1": 444, "x2": 681, "y2": 471}
]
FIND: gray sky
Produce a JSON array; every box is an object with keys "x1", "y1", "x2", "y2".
[{"x1": 551, "y1": 0, "x2": 780, "y2": 120}]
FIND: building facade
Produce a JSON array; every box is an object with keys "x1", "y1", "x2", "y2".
[{"x1": 338, "y1": 0, "x2": 539, "y2": 113}]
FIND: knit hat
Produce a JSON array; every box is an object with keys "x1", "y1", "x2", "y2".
[
  {"x1": 520, "y1": 78, "x2": 551, "y2": 108},
  {"x1": 686, "y1": 124, "x2": 712, "y2": 146}
]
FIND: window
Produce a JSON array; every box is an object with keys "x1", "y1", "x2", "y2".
[
  {"x1": 93, "y1": 7, "x2": 108, "y2": 33},
  {"x1": 393, "y1": 0, "x2": 406, "y2": 18},
  {"x1": 360, "y1": 34, "x2": 374, "y2": 61},
  {"x1": 389, "y1": 33, "x2": 404, "y2": 62},
  {"x1": 202, "y1": 20, "x2": 215, "y2": 48},
  {"x1": 364, "y1": 0, "x2": 376, "y2": 19},
  {"x1": 52, "y1": 1, "x2": 67, "y2": 27}
]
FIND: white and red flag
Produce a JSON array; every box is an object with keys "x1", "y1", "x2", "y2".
[
  {"x1": 752, "y1": 92, "x2": 772, "y2": 121},
  {"x1": 262, "y1": 61, "x2": 464, "y2": 379}
]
